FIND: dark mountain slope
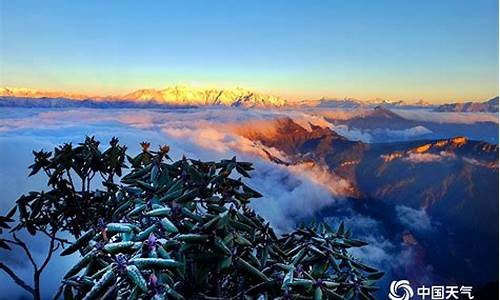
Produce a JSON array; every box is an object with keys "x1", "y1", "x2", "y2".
[{"x1": 238, "y1": 117, "x2": 498, "y2": 288}]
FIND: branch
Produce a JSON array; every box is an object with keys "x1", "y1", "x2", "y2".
[
  {"x1": 11, "y1": 234, "x2": 38, "y2": 271},
  {"x1": 65, "y1": 170, "x2": 77, "y2": 196},
  {"x1": 0, "y1": 262, "x2": 35, "y2": 295},
  {"x1": 101, "y1": 282, "x2": 118, "y2": 299},
  {"x1": 41, "y1": 166, "x2": 53, "y2": 186},
  {"x1": 38, "y1": 230, "x2": 57, "y2": 273},
  {"x1": 41, "y1": 229, "x2": 70, "y2": 246},
  {"x1": 81, "y1": 176, "x2": 86, "y2": 194},
  {"x1": 87, "y1": 171, "x2": 96, "y2": 193}
]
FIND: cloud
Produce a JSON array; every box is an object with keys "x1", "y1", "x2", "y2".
[
  {"x1": 311, "y1": 108, "x2": 372, "y2": 121},
  {"x1": 402, "y1": 151, "x2": 456, "y2": 163},
  {"x1": 314, "y1": 107, "x2": 499, "y2": 125},
  {"x1": 323, "y1": 212, "x2": 395, "y2": 266},
  {"x1": 330, "y1": 125, "x2": 373, "y2": 142},
  {"x1": 403, "y1": 153, "x2": 442, "y2": 163},
  {"x1": 157, "y1": 121, "x2": 354, "y2": 232},
  {"x1": 392, "y1": 109, "x2": 499, "y2": 124},
  {"x1": 0, "y1": 105, "x2": 493, "y2": 297},
  {"x1": 395, "y1": 205, "x2": 432, "y2": 232},
  {"x1": 322, "y1": 208, "x2": 436, "y2": 292},
  {"x1": 327, "y1": 125, "x2": 434, "y2": 143},
  {"x1": 0, "y1": 107, "x2": 353, "y2": 297},
  {"x1": 376, "y1": 126, "x2": 433, "y2": 139},
  {"x1": 248, "y1": 162, "x2": 335, "y2": 232},
  {"x1": 327, "y1": 125, "x2": 433, "y2": 143}
]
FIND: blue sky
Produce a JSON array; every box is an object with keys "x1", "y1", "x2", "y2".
[{"x1": 0, "y1": 0, "x2": 498, "y2": 102}]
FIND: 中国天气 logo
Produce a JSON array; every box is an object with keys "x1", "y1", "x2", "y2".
[{"x1": 389, "y1": 280, "x2": 415, "y2": 300}]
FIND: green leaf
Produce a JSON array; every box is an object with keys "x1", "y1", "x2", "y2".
[
  {"x1": 103, "y1": 241, "x2": 137, "y2": 253},
  {"x1": 314, "y1": 287, "x2": 323, "y2": 300},
  {"x1": 145, "y1": 207, "x2": 172, "y2": 217},
  {"x1": 131, "y1": 258, "x2": 183, "y2": 269},
  {"x1": 82, "y1": 268, "x2": 115, "y2": 300},
  {"x1": 366, "y1": 271, "x2": 384, "y2": 280},
  {"x1": 160, "y1": 217, "x2": 178, "y2": 233},
  {"x1": 63, "y1": 251, "x2": 93, "y2": 279},
  {"x1": 106, "y1": 223, "x2": 133, "y2": 233},
  {"x1": 337, "y1": 221, "x2": 345, "y2": 235},
  {"x1": 235, "y1": 258, "x2": 269, "y2": 282},
  {"x1": 61, "y1": 229, "x2": 95, "y2": 256},
  {"x1": 175, "y1": 234, "x2": 209, "y2": 243},
  {"x1": 126, "y1": 265, "x2": 148, "y2": 292},
  {"x1": 135, "y1": 224, "x2": 157, "y2": 241},
  {"x1": 134, "y1": 180, "x2": 156, "y2": 192},
  {"x1": 0, "y1": 240, "x2": 11, "y2": 250},
  {"x1": 359, "y1": 290, "x2": 377, "y2": 300}
]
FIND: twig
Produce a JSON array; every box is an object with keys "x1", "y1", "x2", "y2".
[
  {"x1": 12, "y1": 233, "x2": 37, "y2": 270},
  {"x1": 41, "y1": 229, "x2": 70, "y2": 245},
  {"x1": 38, "y1": 230, "x2": 57, "y2": 273},
  {"x1": 0, "y1": 262, "x2": 35, "y2": 295},
  {"x1": 66, "y1": 170, "x2": 77, "y2": 196}
]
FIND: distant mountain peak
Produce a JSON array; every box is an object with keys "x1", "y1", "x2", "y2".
[
  {"x1": 0, "y1": 85, "x2": 287, "y2": 108},
  {"x1": 0, "y1": 87, "x2": 38, "y2": 94},
  {"x1": 434, "y1": 96, "x2": 499, "y2": 112},
  {"x1": 2, "y1": 86, "x2": 498, "y2": 111},
  {"x1": 370, "y1": 106, "x2": 406, "y2": 119},
  {"x1": 116, "y1": 85, "x2": 288, "y2": 107},
  {"x1": 0, "y1": 87, "x2": 91, "y2": 100}
]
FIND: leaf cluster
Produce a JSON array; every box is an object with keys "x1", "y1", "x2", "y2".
[
  {"x1": 0, "y1": 137, "x2": 382, "y2": 299},
  {"x1": 15, "y1": 136, "x2": 127, "y2": 236},
  {"x1": 51, "y1": 138, "x2": 382, "y2": 300}
]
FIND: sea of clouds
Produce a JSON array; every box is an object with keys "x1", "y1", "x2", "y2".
[{"x1": 0, "y1": 106, "x2": 496, "y2": 297}]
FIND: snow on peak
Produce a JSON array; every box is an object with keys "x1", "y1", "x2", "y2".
[
  {"x1": 0, "y1": 87, "x2": 90, "y2": 100},
  {"x1": 0, "y1": 87, "x2": 40, "y2": 96},
  {"x1": 0, "y1": 86, "x2": 287, "y2": 108},
  {"x1": 121, "y1": 86, "x2": 287, "y2": 107}
]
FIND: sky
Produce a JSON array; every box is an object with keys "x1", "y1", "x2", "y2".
[{"x1": 0, "y1": 0, "x2": 498, "y2": 102}]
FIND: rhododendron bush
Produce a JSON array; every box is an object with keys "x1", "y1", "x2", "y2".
[{"x1": 1, "y1": 137, "x2": 382, "y2": 300}]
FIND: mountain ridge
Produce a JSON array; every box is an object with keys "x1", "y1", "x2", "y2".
[
  {"x1": 433, "y1": 96, "x2": 499, "y2": 112},
  {"x1": 0, "y1": 86, "x2": 287, "y2": 108},
  {"x1": 2, "y1": 86, "x2": 498, "y2": 109},
  {"x1": 233, "y1": 116, "x2": 498, "y2": 287}
]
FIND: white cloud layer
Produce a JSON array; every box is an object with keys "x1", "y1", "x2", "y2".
[
  {"x1": 0, "y1": 107, "x2": 348, "y2": 297},
  {"x1": 0, "y1": 106, "x2": 495, "y2": 297},
  {"x1": 392, "y1": 109, "x2": 499, "y2": 124}
]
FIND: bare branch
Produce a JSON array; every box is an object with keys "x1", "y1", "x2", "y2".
[
  {"x1": 38, "y1": 231, "x2": 57, "y2": 273},
  {"x1": 40, "y1": 229, "x2": 70, "y2": 245},
  {"x1": 12, "y1": 233, "x2": 38, "y2": 271},
  {"x1": 0, "y1": 262, "x2": 35, "y2": 295}
]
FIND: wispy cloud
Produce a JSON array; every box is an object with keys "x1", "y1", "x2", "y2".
[
  {"x1": 392, "y1": 109, "x2": 499, "y2": 124},
  {"x1": 402, "y1": 151, "x2": 456, "y2": 163},
  {"x1": 0, "y1": 106, "x2": 496, "y2": 297},
  {"x1": 395, "y1": 205, "x2": 432, "y2": 232}
]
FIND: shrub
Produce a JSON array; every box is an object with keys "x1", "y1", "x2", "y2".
[{"x1": 1, "y1": 137, "x2": 382, "y2": 300}]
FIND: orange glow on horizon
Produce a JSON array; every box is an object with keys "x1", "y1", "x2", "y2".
[{"x1": 0, "y1": 81, "x2": 497, "y2": 104}]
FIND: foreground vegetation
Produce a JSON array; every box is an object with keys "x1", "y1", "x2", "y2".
[{"x1": 0, "y1": 137, "x2": 382, "y2": 299}]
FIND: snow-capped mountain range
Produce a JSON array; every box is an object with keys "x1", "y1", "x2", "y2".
[
  {"x1": 0, "y1": 86, "x2": 287, "y2": 108},
  {"x1": 0, "y1": 86, "x2": 498, "y2": 111}
]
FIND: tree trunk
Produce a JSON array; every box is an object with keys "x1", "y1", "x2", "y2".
[{"x1": 34, "y1": 272, "x2": 41, "y2": 300}]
